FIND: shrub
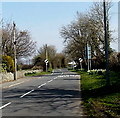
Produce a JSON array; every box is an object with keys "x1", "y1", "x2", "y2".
[
  {"x1": 0, "y1": 63, "x2": 7, "y2": 72},
  {"x1": 98, "y1": 71, "x2": 103, "y2": 75},
  {"x1": 32, "y1": 66, "x2": 43, "y2": 70},
  {"x1": 21, "y1": 64, "x2": 34, "y2": 70},
  {"x1": 2, "y1": 55, "x2": 14, "y2": 72},
  {"x1": 87, "y1": 69, "x2": 105, "y2": 75},
  {"x1": 88, "y1": 70, "x2": 93, "y2": 75},
  {"x1": 25, "y1": 72, "x2": 36, "y2": 76},
  {"x1": 48, "y1": 68, "x2": 52, "y2": 72}
]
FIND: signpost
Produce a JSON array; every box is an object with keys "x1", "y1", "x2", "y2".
[
  {"x1": 86, "y1": 44, "x2": 91, "y2": 71},
  {"x1": 88, "y1": 44, "x2": 91, "y2": 70},
  {"x1": 68, "y1": 61, "x2": 76, "y2": 70},
  {"x1": 79, "y1": 58, "x2": 83, "y2": 70},
  {"x1": 44, "y1": 59, "x2": 48, "y2": 72},
  {"x1": 45, "y1": 44, "x2": 48, "y2": 72}
]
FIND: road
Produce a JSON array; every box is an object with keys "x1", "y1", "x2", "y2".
[{"x1": 1, "y1": 68, "x2": 84, "y2": 117}]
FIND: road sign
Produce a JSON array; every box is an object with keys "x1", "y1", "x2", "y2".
[
  {"x1": 44, "y1": 59, "x2": 48, "y2": 63},
  {"x1": 79, "y1": 58, "x2": 83, "y2": 63}
]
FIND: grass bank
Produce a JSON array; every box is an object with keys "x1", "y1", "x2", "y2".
[
  {"x1": 25, "y1": 71, "x2": 52, "y2": 76},
  {"x1": 72, "y1": 69, "x2": 120, "y2": 117}
]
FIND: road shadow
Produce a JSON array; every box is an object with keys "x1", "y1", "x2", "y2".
[
  {"x1": 3, "y1": 87, "x2": 81, "y2": 99},
  {"x1": 2, "y1": 87, "x2": 83, "y2": 116}
]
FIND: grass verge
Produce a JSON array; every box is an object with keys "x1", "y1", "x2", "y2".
[
  {"x1": 25, "y1": 71, "x2": 51, "y2": 76},
  {"x1": 73, "y1": 70, "x2": 120, "y2": 117}
]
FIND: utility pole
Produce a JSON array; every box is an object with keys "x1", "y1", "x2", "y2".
[
  {"x1": 45, "y1": 44, "x2": 48, "y2": 72},
  {"x1": 119, "y1": 2, "x2": 120, "y2": 52},
  {"x1": 103, "y1": 0, "x2": 110, "y2": 86},
  {"x1": 13, "y1": 22, "x2": 17, "y2": 80}
]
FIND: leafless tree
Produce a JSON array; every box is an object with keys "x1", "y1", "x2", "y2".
[
  {"x1": 2, "y1": 22, "x2": 36, "y2": 59},
  {"x1": 37, "y1": 44, "x2": 56, "y2": 69},
  {"x1": 34, "y1": 45, "x2": 67, "y2": 69},
  {"x1": 60, "y1": 2, "x2": 113, "y2": 67}
]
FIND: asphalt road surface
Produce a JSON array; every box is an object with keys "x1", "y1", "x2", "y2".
[{"x1": 1, "y1": 68, "x2": 84, "y2": 117}]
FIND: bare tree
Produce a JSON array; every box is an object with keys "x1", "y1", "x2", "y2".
[
  {"x1": 60, "y1": 2, "x2": 113, "y2": 68},
  {"x1": 37, "y1": 44, "x2": 56, "y2": 69},
  {"x1": 2, "y1": 22, "x2": 36, "y2": 59},
  {"x1": 33, "y1": 45, "x2": 67, "y2": 69}
]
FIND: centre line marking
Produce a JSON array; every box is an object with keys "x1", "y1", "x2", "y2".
[
  {"x1": 38, "y1": 85, "x2": 42, "y2": 88},
  {"x1": 20, "y1": 89, "x2": 34, "y2": 98},
  {"x1": 38, "y1": 83, "x2": 46, "y2": 88},
  {"x1": 48, "y1": 80, "x2": 53, "y2": 83},
  {"x1": 54, "y1": 77, "x2": 57, "y2": 79},
  {"x1": 41, "y1": 83, "x2": 46, "y2": 86},
  {"x1": 0, "y1": 102, "x2": 11, "y2": 110}
]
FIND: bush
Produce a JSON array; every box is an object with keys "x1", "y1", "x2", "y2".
[
  {"x1": 21, "y1": 64, "x2": 34, "y2": 70},
  {"x1": 25, "y1": 72, "x2": 36, "y2": 76},
  {"x1": 88, "y1": 70, "x2": 93, "y2": 75},
  {"x1": 98, "y1": 71, "x2": 103, "y2": 75},
  {"x1": 48, "y1": 68, "x2": 53, "y2": 72},
  {"x1": 32, "y1": 66, "x2": 43, "y2": 70},
  {"x1": 0, "y1": 63, "x2": 7, "y2": 72},
  {"x1": 87, "y1": 69, "x2": 105, "y2": 75},
  {"x1": 2, "y1": 55, "x2": 14, "y2": 72}
]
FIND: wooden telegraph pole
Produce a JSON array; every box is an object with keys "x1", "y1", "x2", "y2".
[
  {"x1": 13, "y1": 22, "x2": 17, "y2": 80},
  {"x1": 103, "y1": 0, "x2": 110, "y2": 86}
]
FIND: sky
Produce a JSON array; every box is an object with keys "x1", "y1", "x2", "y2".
[{"x1": 2, "y1": 1, "x2": 119, "y2": 54}]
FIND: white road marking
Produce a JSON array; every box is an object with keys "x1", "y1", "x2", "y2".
[
  {"x1": 38, "y1": 83, "x2": 46, "y2": 88},
  {"x1": 38, "y1": 85, "x2": 42, "y2": 88},
  {"x1": 54, "y1": 77, "x2": 57, "y2": 79},
  {"x1": 20, "y1": 89, "x2": 34, "y2": 98},
  {"x1": 58, "y1": 75, "x2": 63, "y2": 78},
  {"x1": 8, "y1": 81, "x2": 25, "y2": 87},
  {"x1": 48, "y1": 80, "x2": 53, "y2": 83},
  {"x1": 3, "y1": 80, "x2": 30, "y2": 89},
  {"x1": 41, "y1": 83, "x2": 46, "y2": 86},
  {"x1": 0, "y1": 102, "x2": 11, "y2": 110},
  {"x1": 57, "y1": 75, "x2": 80, "y2": 78},
  {"x1": 38, "y1": 76, "x2": 58, "y2": 88}
]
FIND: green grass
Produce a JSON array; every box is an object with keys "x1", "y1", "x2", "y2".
[
  {"x1": 25, "y1": 71, "x2": 51, "y2": 76},
  {"x1": 74, "y1": 70, "x2": 120, "y2": 117}
]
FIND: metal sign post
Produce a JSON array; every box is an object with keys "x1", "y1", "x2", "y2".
[
  {"x1": 45, "y1": 44, "x2": 48, "y2": 72},
  {"x1": 44, "y1": 59, "x2": 48, "y2": 72},
  {"x1": 79, "y1": 58, "x2": 83, "y2": 70},
  {"x1": 87, "y1": 44, "x2": 91, "y2": 71}
]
